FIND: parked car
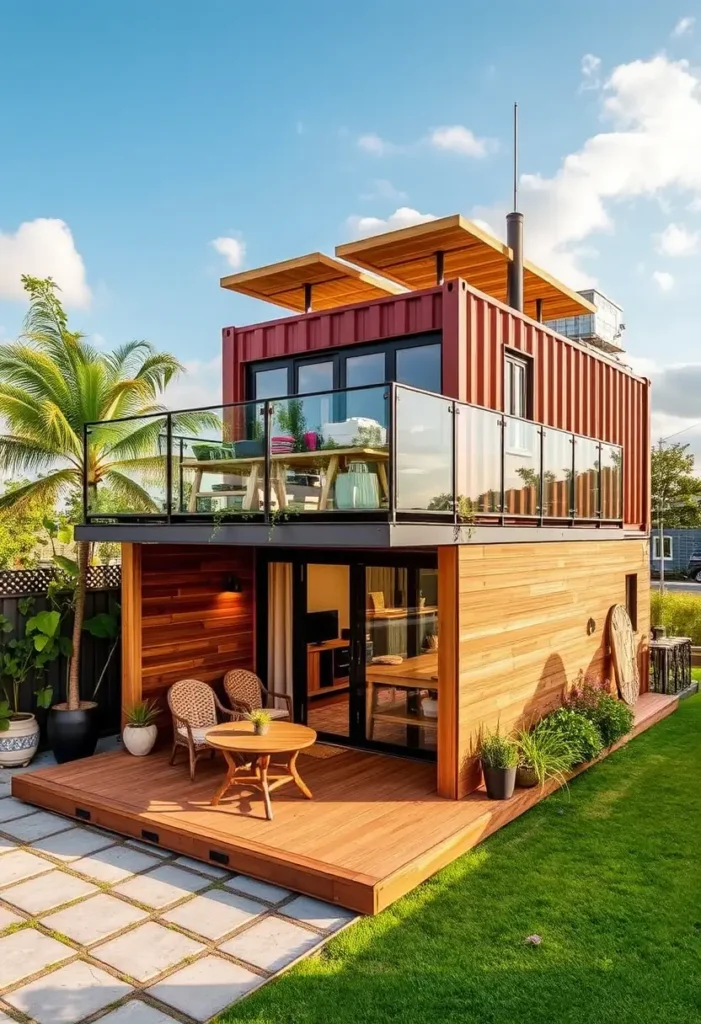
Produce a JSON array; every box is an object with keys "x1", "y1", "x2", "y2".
[{"x1": 687, "y1": 552, "x2": 701, "y2": 582}]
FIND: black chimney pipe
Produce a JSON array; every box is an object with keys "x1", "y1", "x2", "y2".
[{"x1": 506, "y1": 210, "x2": 524, "y2": 313}]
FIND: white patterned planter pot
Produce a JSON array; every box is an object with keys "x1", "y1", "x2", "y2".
[
  {"x1": 123, "y1": 723, "x2": 157, "y2": 757},
  {"x1": 0, "y1": 713, "x2": 40, "y2": 768}
]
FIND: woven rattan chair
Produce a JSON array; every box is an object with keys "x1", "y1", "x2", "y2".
[
  {"x1": 223, "y1": 669, "x2": 291, "y2": 722},
  {"x1": 167, "y1": 678, "x2": 238, "y2": 781}
]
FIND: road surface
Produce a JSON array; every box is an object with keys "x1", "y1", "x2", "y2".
[{"x1": 651, "y1": 580, "x2": 701, "y2": 594}]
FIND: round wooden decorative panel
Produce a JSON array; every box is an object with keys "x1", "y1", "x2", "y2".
[{"x1": 608, "y1": 604, "x2": 640, "y2": 706}]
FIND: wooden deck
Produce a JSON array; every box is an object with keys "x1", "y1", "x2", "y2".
[{"x1": 13, "y1": 692, "x2": 677, "y2": 915}]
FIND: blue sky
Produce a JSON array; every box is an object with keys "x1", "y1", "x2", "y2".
[{"x1": 2, "y1": 0, "x2": 701, "y2": 443}]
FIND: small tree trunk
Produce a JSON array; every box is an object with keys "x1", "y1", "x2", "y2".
[{"x1": 67, "y1": 540, "x2": 89, "y2": 710}]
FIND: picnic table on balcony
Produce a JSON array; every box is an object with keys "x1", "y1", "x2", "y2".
[{"x1": 181, "y1": 447, "x2": 390, "y2": 512}]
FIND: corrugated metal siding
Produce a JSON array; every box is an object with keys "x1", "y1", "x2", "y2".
[
  {"x1": 462, "y1": 286, "x2": 650, "y2": 531},
  {"x1": 223, "y1": 287, "x2": 444, "y2": 404}
]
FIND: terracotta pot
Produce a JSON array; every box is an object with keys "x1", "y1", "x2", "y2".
[
  {"x1": 123, "y1": 723, "x2": 157, "y2": 757},
  {"x1": 0, "y1": 713, "x2": 40, "y2": 768}
]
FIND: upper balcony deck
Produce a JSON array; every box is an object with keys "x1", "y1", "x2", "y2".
[{"x1": 80, "y1": 381, "x2": 624, "y2": 547}]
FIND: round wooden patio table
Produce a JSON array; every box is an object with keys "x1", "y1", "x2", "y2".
[{"x1": 205, "y1": 721, "x2": 317, "y2": 820}]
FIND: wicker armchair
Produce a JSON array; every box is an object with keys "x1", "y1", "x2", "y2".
[
  {"x1": 223, "y1": 669, "x2": 291, "y2": 722},
  {"x1": 167, "y1": 678, "x2": 238, "y2": 781}
]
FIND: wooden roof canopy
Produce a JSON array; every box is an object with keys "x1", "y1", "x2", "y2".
[
  {"x1": 335, "y1": 214, "x2": 596, "y2": 321},
  {"x1": 220, "y1": 252, "x2": 404, "y2": 313}
]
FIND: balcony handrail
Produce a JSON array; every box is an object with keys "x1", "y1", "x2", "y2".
[{"x1": 83, "y1": 381, "x2": 624, "y2": 526}]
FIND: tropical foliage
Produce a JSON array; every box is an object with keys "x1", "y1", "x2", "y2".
[
  {"x1": 0, "y1": 275, "x2": 215, "y2": 710},
  {"x1": 0, "y1": 479, "x2": 58, "y2": 568}
]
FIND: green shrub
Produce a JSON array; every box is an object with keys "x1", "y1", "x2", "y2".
[
  {"x1": 480, "y1": 728, "x2": 519, "y2": 769},
  {"x1": 651, "y1": 591, "x2": 701, "y2": 645},
  {"x1": 566, "y1": 685, "x2": 634, "y2": 746},
  {"x1": 543, "y1": 707, "x2": 603, "y2": 764},
  {"x1": 517, "y1": 720, "x2": 577, "y2": 786}
]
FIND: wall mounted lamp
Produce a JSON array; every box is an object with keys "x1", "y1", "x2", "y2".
[{"x1": 224, "y1": 575, "x2": 242, "y2": 593}]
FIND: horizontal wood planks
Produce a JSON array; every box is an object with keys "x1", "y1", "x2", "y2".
[
  {"x1": 454, "y1": 538, "x2": 650, "y2": 796},
  {"x1": 14, "y1": 691, "x2": 673, "y2": 914},
  {"x1": 140, "y1": 545, "x2": 255, "y2": 720}
]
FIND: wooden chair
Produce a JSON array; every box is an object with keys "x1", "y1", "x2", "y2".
[
  {"x1": 167, "y1": 678, "x2": 238, "y2": 781},
  {"x1": 223, "y1": 669, "x2": 291, "y2": 722}
]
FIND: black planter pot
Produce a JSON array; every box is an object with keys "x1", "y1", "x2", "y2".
[
  {"x1": 482, "y1": 763, "x2": 517, "y2": 800},
  {"x1": 47, "y1": 703, "x2": 99, "y2": 764}
]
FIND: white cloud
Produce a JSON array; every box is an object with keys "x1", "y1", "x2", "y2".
[
  {"x1": 473, "y1": 55, "x2": 701, "y2": 288},
  {"x1": 357, "y1": 124, "x2": 494, "y2": 159},
  {"x1": 579, "y1": 53, "x2": 602, "y2": 91},
  {"x1": 211, "y1": 236, "x2": 245, "y2": 270},
  {"x1": 164, "y1": 354, "x2": 222, "y2": 410},
  {"x1": 655, "y1": 221, "x2": 699, "y2": 256},
  {"x1": 360, "y1": 179, "x2": 408, "y2": 203},
  {"x1": 652, "y1": 270, "x2": 675, "y2": 291},
  {"x1": 345, "y1": 207, "x2": 437, "y2": 239},
  {"x1": 672, "y1": 16, "x2": 694, "y2": 37},
  {"x1": 429, "y1": 125, "x2": 492, "y2": 158},
  {"x1": 0, "y1": 219, "x2": 90, "y2": 307}
]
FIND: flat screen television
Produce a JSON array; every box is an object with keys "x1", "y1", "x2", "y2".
[{"x1": 306, "y1": 610, "x2": 339, "y2": 646}]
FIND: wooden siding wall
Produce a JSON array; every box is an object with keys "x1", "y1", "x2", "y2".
[
  {"x1": 457, "y1": 283, "x2": 651, "y2": 531},
  {"x1": 138, "y1": 545, "x2": 255, "y2": 726},
  {"x1": 223, "y1": 287, "x2": 444, "y2": 405},
  {"x1": 438, "y1": 538, "x2": 650, "y2": 799}
]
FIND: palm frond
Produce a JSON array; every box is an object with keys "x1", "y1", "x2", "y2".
[
  {"x1": 134, "y1": 353, "x2": 185, "y2": 397},
  {"x1": 101, "y1": 470, "x2": 162, "y2": 512},
  {"x1": 0, "y1": 343, "x2": 72, "y2": 408},
  {"x1": 0, "y1": 469, "x2": 78, "y2": 512},
  {"x1": 0, "y1": 435, "x2": 75, "y2": 476}
]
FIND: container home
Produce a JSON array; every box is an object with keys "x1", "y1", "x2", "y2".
[{"x1": 15, "y1": 215, "x2": 666, "y2": 914}]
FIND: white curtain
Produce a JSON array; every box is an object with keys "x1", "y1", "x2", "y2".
[{"x1": 267, "y1": 562, "x2": 293, "y2": 699}]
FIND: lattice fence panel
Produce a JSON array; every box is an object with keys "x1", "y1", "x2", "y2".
[{"x1": 0, "y1": 564, "x2": 121, "y2": 598}]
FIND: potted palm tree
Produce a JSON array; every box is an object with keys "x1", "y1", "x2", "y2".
[{"x1": 0, "y1": 276, "x2": 217, "y2": 763}]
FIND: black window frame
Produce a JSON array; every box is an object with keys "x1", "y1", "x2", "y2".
[
  {"x1": 246, "y1": 332, "x2": 442, "y2": 402},
  {"x1": 504, "y1": 348, "x2": 534, "y2": 421}
]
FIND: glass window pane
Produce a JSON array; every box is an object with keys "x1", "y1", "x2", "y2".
[
  {"x1": 503, "y1": 418, "x2": 540, "y2": 516},
  {"x1": 600, "y1": 444, "x2": 623, "y2": 520},
  {"x1": 298, "y1": 361, "x2": 333, "y2": 394},
  {"x1": 254, "y1": 367, "x2": 288, "y2": 400},
  {"x1": 542, "y1": 429, "x2": 573, "y2": 517},
  {"x1": 395, "y1": 344, "x2": 441, "y2": 393},
  {"x1": 395, "y1": 388, "x2": 453, "y2": 511},
  {"x1": 574, "y1": 438, "x2": 600, "y2": 518},
  {"x1": 346, "y1": 352, "x2": 386, "y2": 420},
  {"x1": 456, "y1": 405, "x2": 502, "y2": 514}
]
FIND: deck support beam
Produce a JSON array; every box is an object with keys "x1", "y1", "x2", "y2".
[{"x1": 121, "y1": 542, "x2": 143, "y2": 726}]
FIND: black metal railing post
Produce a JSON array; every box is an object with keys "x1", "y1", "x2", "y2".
[
  {"x1": 499, "y1": 415, "x2": 505, "y2": 524},
  {"x1": 263, "y1": 400, "x2": 272, "y2": 522},
  {"x1": 178, "y1": 437, "x2": 185, "y2": 514},
  {"x1": 597, "y1": 442, "x2": 603, "y2": 520},
  {"x1": 452, "y1": 404, "x2": 459, "y2": 526},
  {"x1": 165, "y1": 414, "x2": 173, "y2": 523},
  {"x1": 389, "y1": 384, "x2": 397, "y2": 522},
  {"x1": 538, "y1": 426, "x2": 545, "y2": 525},
  {"x1": 569, "y1": 435, "x2": 576, "y2": 520},
  {"x1": 82, "y1": 423, "x2": 89, "y2": 523}
]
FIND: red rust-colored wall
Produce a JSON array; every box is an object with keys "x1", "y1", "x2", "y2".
[{"x1": 222, "y1": 278, "x2": 650, "y2": 531}]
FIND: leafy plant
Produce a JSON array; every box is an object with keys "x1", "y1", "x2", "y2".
[
  {"x1": 480, "y1": 727, "x2": 519, "y2": 769},
  {"x1": 517, "y1": 719, "x2": 577, "y2": 787},
  {"x1": 351, "y1": 424, "x2": 384, "y2": 448},
  {"x1": 0, "y1": 598, "x2": 67, "y2": 724},
  {"x1": 124, "y1": 699, "x2": 159, "y2": 727},
  {"x1": 0, "y1": 276, "x2": 217, "y2": 711},
  {"x1": 542, "y1": 706, "x2": 603, "y2": 764},
  {"x1": 652, "y1": 591, "x2": 701, "y2": 644},
  {"x1": 245, "y1": 709, "x2": 272, "y2": 728},
  {"x1": 565, "y1": 684, "x2": 634, "y2": 746},
  {"x1": 274, "y1": 399, "x2": 308, "y2": 452},
  {"x1": 82, "y1": 603, "x2": 121, "y2": 701}
]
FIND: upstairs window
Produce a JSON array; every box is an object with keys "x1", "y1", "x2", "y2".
[{"x1": 504, "y1": 351, "x2": 532, "y2": 420}]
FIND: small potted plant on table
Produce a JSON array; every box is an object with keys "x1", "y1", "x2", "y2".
[
  {"x1": 245, "y1": 709, "x2": 272, "y2": 736},
  {"x1": 123, "y1": 699, "x2": 159, "y2": 756},
  {"x1": 480, "y1": 727, "x2": 519, "y2": 800}
]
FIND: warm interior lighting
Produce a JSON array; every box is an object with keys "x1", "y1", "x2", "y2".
[{"x1": 224, "y1": 575, "x2": 242, "y2": 593}]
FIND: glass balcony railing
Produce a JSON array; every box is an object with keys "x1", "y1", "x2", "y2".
[{"x1": 83, "y1": 383, "x2": 624, "y2": 526}]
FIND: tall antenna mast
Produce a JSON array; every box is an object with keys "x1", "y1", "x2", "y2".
[{"x1": 512, "y1": 101, "x2": 518, "y2": 212}]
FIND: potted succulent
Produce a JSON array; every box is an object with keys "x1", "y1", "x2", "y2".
[
  {"x1": 0, "y1": 601, "x2": 62, "y2": 768},
  {"x1": 480, "y1": 727, "x2": 519, "y2": 800},
  {"x1": 245, "y1": 709, "x2": 272, "y2": 736},
  {"x1": 123, "y1": 699, "x2": 159, "y2": 756},
  {"x1": 516, "y1": 720, "x2": 576, "y2": 789}
]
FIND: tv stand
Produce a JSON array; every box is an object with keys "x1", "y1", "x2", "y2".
[{"x1": 307, "y1": 639, "x2": 350, "y2": 696}]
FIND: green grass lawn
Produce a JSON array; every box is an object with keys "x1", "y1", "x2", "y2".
[{"x1": 219, "y1": 695, "x2": 701, "y2": 1024}]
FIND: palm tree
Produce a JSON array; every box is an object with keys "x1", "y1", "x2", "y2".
[{"x1": 0, "y1": 275, "x2": 215, "y2": 711}]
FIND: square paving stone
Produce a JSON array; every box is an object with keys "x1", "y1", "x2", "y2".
[
  {"x1": 162, "y1": 888, "x2": 266, "y2": 941},
  {"x1": 71, "y1": 844, "x2": 162, "y2": 883},
  {"x1": 0, "y1": 835, "x2": 17, "y2": 853},
  {"x1": 114, "y1": 864, "x2": 209, "y2": 909},
  {"x1": 224, "y1": 874, "x2": 292, "y2": 904},
  {"x1": 2, "y1": 810, "x2": 74, "y2": 842},
  {"x1": 93, "y1": 921, "x2": 204, "y2": 982},
  {"x1": 222, "y1": 915, "x2": 323, "y2": 972},
  {"x1": 147, "y1": 955, "x2": 261, "y2": 1020},
  {"x1": 5, "y1": 959, "x2": 132, "y2": 1024},
  {"x1": 43, "y1": 892, "x2": 148, "y2": 946},
  {"x1": 0, "y1": 928, "x2": 73, "y2": 988},
  {"x1": 0, "y1": 797, "x2": 34, "y2": 823},
  {"x1": 98, "y1": 1001, "x2": 181, "y2": 1023},
  {"x1": 279, "y1": 895, "x2": 356, "y2": 932},
  {"x1": 2, "y1": 868, "x2": 98, "y2": 914},
  {"x1": 0, "y1": 1007, "x2": 13, "y2": 1022},
  {"x1": 0, "y1": 848, "x2": 54, "y2": 885},
  {"x1": 124, "y1": 840, "x2": 172, "y2": 858},
  {"x1": 32, "y1": 828, "x2": 117, "y2": 863},
  {"x1": 0, "y1": 906, "x2": 22, "y2": 931},
  {"x1": 172, "y1": 854, "x2": 231, "y2": 879}
]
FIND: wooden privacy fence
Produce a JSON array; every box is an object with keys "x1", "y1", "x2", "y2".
[{"x1": 0, "y1": 566, "x2": 122, "y2": 741}]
